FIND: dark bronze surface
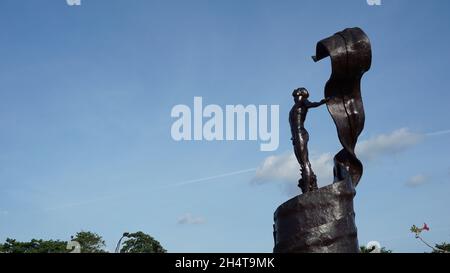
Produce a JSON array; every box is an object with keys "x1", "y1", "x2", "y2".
[
  {"x1": 273, "y1": 176, "x2": 358, "y2": 253},
  {"x1": 313, "y1": 27, "x2": 372, "y2": 187},
  {"x1": 275, "y1": 27, "x2": 371, "y2": 253},
  {"x1": 289, "y1": 88, "x2": 328, "y2": 193}
]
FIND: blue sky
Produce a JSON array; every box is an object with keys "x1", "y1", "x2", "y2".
[{"x1": 0, "y1": 0, "x2": 449, "y2": 253}]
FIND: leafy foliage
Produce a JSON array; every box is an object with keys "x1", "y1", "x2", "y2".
[
  {"x1": 0, "y1": 230, "x2": 166, "y2": 253},
  {"x1": 433, "y1": 242, "x2": 450, "y2": 253},
  {"x1": 0, "y1": 238, "x2": 68, "y2": 253},
  {"x1": 71, "y1": 231, "x2": 107, "y2": 253},
  {"x1": 120, "y1": 231, "x2": 166, "y2": 253}
]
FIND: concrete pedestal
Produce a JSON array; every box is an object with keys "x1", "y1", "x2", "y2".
[{"x1": 273, "y1": 178, "x2": 359, "y2": 253}]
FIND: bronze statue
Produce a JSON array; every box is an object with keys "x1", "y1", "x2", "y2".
[
  {"x1": 274, "y1": 27, "x2": 372, "y2": 253},
  {"x1": 289, "y1": 88, "x2": 328, "y2": 193},
  {"x1": 289, "y1": 27, "x2": 371, "y2": 193}
]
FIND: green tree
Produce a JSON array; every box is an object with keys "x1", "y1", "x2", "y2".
[
  {"x1": 120, "y1": 231, "x2": 166, "y2": 253},
  {"x1": 71, "y1": 231, "x2": 107, "y2": 253},
  {"x1": 433, "y1": 242, "x2": 450, "y2": 253},
  {"x1": 0, "y1": 238, "x2": 68, "y2": 253}
]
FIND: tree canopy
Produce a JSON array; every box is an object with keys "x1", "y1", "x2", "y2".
[
  {"x1": 433, "y1": 242, "x2": 450, "y2": 253},
  {"x1": 0, "y1": 238, "x2": 68, "y2": 253},
  {"x1": 119, "y1": 231, "x2": 166, "y2": 253},
  {"x1": 71, "y1": 231, "x2": 106, "y2": 253},
  {"x1": 0, "y1": 230, "x2": 166, "y2": 253}
]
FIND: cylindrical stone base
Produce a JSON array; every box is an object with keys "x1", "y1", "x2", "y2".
[{"x1": 273, "y1": 178, "x2": 359, "y2": 253}]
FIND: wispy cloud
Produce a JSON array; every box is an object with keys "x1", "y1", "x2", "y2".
[
  {"x1": 177, "y1": 213, "x2": 205, "y2": 225},
  {"x1": 0, "y1": 209, "x2": 8, "y2": 216},
  {"x1": 44, "y1": 194, "x2": 118, "y2": 212},
  {"x1": 405, "y1": 175, "x2": 428, "y2": 187},
  {"x1": 425, "y1": 129, "x2": 450, "y2": 137},
  {"x1": 356, "y1": 128, "x2": 423, "y2": 161},
  {"x1": 252, "y1": 127, "x2": 447, "y2": 196},
  {"x1": 253, "y1": 152, "x2": 333, "y2": 196},
  {"x1": 44, "y1": 128, "x2": 449, "y2": 209},
  {"x1": 44, "y1": 168, "x2": 256, "y2": 212}
]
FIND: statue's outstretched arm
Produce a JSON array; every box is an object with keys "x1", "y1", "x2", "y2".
[{"x1": 307, "y1": 98, "x2": 328, "y2": 108}]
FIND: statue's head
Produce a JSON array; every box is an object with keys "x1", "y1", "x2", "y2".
[{"x1": 293, "y1": 88, "x2": 309, "y2": 102}]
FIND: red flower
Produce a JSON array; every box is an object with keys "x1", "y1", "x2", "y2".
[{"x1": 422, "y1": 223, "x2": 430, "y2": 231}]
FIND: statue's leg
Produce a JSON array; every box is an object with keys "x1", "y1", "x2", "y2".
[
  {"x1": 299, "y1": 130, "x2": 318, "y2": 191},
  {"x1": 293, "y1": 142, "x2": 308, "y2": 193}
]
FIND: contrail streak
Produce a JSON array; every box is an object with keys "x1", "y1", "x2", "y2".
[
  {"x1": 44, "y1": 168, "x2": 258, "y2": 211},
  {"x1": 164, "y1": 128, "x2": 449, "y2": 189},
  {"x1": 426, "y1": 129, "x2": 450, "y2": 137},
  {"x1": 44, "y1": 194, "x2": 118, "y2": 212},
  {"x1": 167, "y1": 168, "x2": 257, "y2": 187},
  {"x1": 43, "y1": 128, "x2": 450, "y2": 211}
]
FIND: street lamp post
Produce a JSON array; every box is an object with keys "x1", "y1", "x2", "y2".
[{"x1": 115, "y1": 232, "x2": 130, "y2": 253}]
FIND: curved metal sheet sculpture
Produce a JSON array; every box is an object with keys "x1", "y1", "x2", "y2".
[{"x1": 312, "y1": 27, "x2": 372, "y2": 187}]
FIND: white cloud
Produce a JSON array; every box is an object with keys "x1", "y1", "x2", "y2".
[
  {"x1": 356, "y1": 128, "x2": 423, "y2": 161},
  {"x1": 253, "y1": 128, "x2": 425, "y2": 196},
  {"x1": 177, "y1": 213, "x2": 205, "y2": 225},
  {"x1": 253, "y1": 152, "x2": 334, "y2": 196},
  {"x1": 405, "y1": 175, "x2": 428, "y2": 187},
  {"x1": 0, "y1": 209, "x2": 8, "y2": 216}
]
